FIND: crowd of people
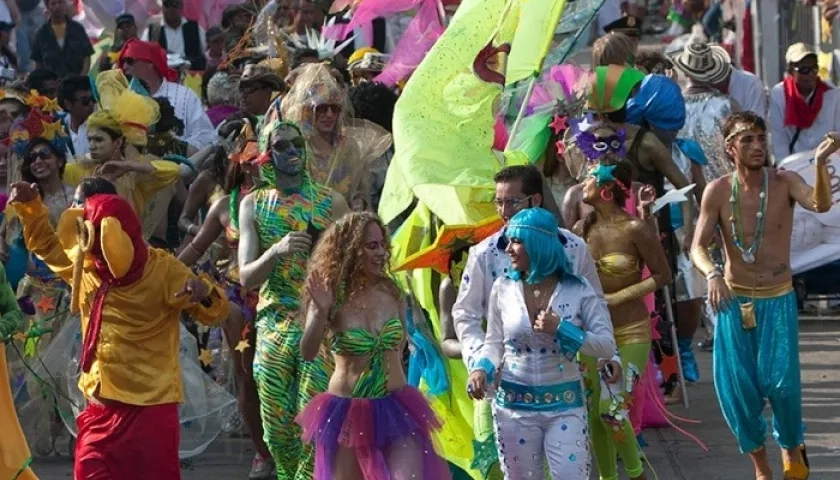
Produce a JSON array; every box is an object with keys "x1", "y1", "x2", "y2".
[{"x1": 0, "y1": 1, "x2": 835, "y2": 480}]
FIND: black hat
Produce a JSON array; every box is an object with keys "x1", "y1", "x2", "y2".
[
  {"x1": 0, "y1": 21, "x2": 15, "y2": 32},
  {"x1": 603, "y1": 15, "x2": 642, "y2": 37},
  {"x1": 115, "y1": 13, "x2": 135, "y2": 27},
  {"x1": 221, "y1": 4, "x2": 255, "y2": 29}
]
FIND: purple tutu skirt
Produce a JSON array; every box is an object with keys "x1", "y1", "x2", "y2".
[{"x1": 296, "y1": 386, "x2": 452, "y2": 480}]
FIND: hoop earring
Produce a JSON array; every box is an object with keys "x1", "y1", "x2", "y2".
[{"x1": 600, "y1": 189, "x2": 614, "y2": 202}]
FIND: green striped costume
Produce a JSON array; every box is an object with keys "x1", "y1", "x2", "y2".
[{"x1": 252, "y1": 177, "x2": 333, "y2": 480}]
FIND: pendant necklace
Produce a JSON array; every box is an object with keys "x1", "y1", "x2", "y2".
[{"x1": 729, "y1": 168, "x2": 768, "y2": 265}]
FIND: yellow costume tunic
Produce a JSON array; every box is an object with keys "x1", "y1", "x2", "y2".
[{"x1": 14, "y1": 198, "x2": 229, "y2": 405}]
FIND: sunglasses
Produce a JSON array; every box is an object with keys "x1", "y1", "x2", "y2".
[
  {"x1": 40, "y1": 87, "x2": 56, "y2": 96},
  {"x1": 315, "y1": 104, "x2": 341, "y2": 115},
  {"x1": 26, "y1": 148, "x2": 52, "y2": 162},
  {"x1": 162, "y1": 0, "x2": 182, "y2": 7},
  {"x1": 793, "y1": 65, "x2": 817, "y2": 75},
  {"x1": 271, "y1": 138, "x2": 306, "y2": 152},
  {"x1": 74, "y1": 95, "x2": 93, "y2": 105}
]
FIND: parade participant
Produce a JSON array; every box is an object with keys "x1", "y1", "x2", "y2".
[
  {"x1": 296, "y1": 212, "x2": 451, "y2": 480},
  {"x1": 9, "y1": 179, "x2": 229, "y2": 479},
  {"x1": 690, "y1": 112, "x2": 837, "y2": 480},
  {"x1": 452, "y1": 165, "x2": 602, "y2": 478},
  {"x1": 119, "y1": 39, "x2": 217, "y2": 150},
  {"x1": 178, "y1": 119, "x2": 274, "y2": 479},
  {"x1": 467, "y1": 207, "x2": 616, "y2": 479},
  {"x1": 574, "y1": 161, "x2": 671, "y2": 480},
  {"x1": 281, "y1": 63, "x2": 392, "y2": 211},
  {"x1": 0, "y1": 265, "x2": 34, "y2": 480},
  {"x1": 455, "y1": 165, "x2": 602, "y2": 370},
  {"x1": 238, "y1": 120, "x2": 349, "y2": 479},
  {"x1": 1, "y1": 102, "x2": 76, "y2": 457}
]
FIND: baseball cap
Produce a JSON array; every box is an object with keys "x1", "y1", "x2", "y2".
[{"x1": 785, "y1": 43, "x2": 817, "y2": 64}]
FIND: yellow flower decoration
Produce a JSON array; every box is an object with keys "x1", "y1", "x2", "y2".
[
  {"x1": 40, "y1": 120, "x2": 65, "y2": 140},
  {"x1": 10, "y1": 129, "x2": 29, "y2": 143},
  {"x1": 25, "y1": 90, "x2": 46, "y2": 108},
  {"x1": 42, "y1": 97, "x2": 61, "y2": 114}
]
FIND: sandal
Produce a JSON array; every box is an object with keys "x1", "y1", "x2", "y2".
[{"x1": 783, "y1": 445, "x2": 810, "y2": 480}]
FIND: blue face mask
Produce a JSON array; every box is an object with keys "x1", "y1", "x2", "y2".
[{"x1": 269, "y1": 135, "x2": 306, "y2": 176}]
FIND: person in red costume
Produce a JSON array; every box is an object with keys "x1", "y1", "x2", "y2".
[{"x1": 8, "y1": 178, "x2": 229, "y2": 480}]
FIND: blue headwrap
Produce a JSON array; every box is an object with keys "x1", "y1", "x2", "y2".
[
  {"x1": 626, "y1": 74, "x2": 686, "y2": 132},
  {"x1": 504, "y1": 208, "x2": 568, "y2": 285}
]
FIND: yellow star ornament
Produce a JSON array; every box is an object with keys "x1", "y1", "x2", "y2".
[
  {"x1": 40, "y1": 120, "x2": 65, "y2": 140},
  {"x1": 235, "y1": 339, "x2": 251, "y2": 353},
  {"x1": 41, "y1": 97, "x2": 61, "y2": 114},
  {"x1": 198, "y1": 348, "x2": 213, "y2": 367}
]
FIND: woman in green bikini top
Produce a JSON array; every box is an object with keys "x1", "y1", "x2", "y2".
[{"x1": 297, "y1": 212, "x2": 451, "y2": 480}]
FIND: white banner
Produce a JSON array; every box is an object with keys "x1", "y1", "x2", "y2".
[{"x1": 780, "y1": 150, "x2": 840, "y2": 273}]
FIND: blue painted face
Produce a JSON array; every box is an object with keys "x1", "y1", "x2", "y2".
[{"x1": 269, "y1": 124, "x2": 306, "y2": 176}]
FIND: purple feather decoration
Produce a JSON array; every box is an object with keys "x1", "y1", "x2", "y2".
[{"x1": 575, "y1": 128, "x2": 628, "y2": 161}]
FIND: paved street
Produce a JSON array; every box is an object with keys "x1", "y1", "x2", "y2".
[{"x1": 30, "y1": 323, "x2": 840, "y2": 479}]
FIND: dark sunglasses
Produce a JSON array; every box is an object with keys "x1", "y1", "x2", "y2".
[
  {"x1": 793, "y1": 65, "x2": 817, "y2": 75},
  {"x1": 162, "y1": 0, "x2": 182, "y2": 7},
  {"x1": 315, "y1": 104, "x2": 341, "y2": 115},
  {"x1": 40, "y1": 87, "x2": 56, "y2": 96},
  {"x1": 74, "y1": 96, "x2": 93, "y2": 105},
  {"x1": 26, "y1": 148, "x2": 52, "y2": 162},
  {"x1": 271, "y1": 138, "x2": 306, "y2": 152}
]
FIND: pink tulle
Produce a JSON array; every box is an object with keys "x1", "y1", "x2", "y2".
[
  {"x1": 374, "y1": 0, "x2": 444, "y2": 86},
  {"x1": 325, "y1": 0, "x2": 425, "y2": 40},
  {"x1": 297, "y1": 386, "x2": 451, "y2": 480}
]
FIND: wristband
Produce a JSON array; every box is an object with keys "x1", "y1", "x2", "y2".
[
  {"x1": 556, "y1": 321, "x2": 586, "y2": 361},
  {"x1": 706, "y1": 269, "x2": 722, "y2": 281}
]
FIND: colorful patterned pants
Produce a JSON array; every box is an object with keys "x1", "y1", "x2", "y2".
[
  {"x1": 582, "y1": 338, "x2": 649, "y2": 480},
  {"x1": 253, "y1": 311, "x2": 333, "y2": 480}
]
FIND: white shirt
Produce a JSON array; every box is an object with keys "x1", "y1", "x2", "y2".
[
  {"x1": 479, "y1": 276, "x2": 616, "y2": 387},
  {"x1": 152, "y1": 80, "x2": 217, "y2": 150},
  {"x1": 452, "y1": 228, "x2": 603, "y2": 369},
  {"x1": 728, "y1": 68, "x2": 768, "y2": 119},
  {"x1": 141, "y1": 17, "x2": 207, "y2": 62},
  {"x1": 769, "y1": 82, "x2": 840, "y2": 165}
]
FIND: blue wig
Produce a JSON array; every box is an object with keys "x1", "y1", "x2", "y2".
[{"x1": 504, "y1": 208, "x2": 568, "y2": 285}]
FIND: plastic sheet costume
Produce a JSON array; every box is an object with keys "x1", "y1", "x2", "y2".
[
  {"x1": 0, "y1": 265, "x2": 37, "y2": 480},
  {"x1": 680, "y1": 90, "x2": 738, "y2": 182},
  {"x1": 4, "y1": 100, "x2": 77, "y2": 458},
  {"x1": 469, "y1": 208, "x2": 616, "y2": 479},
  {"x1": 280, "y1": 63, "x2": 392, "y2": 210}
]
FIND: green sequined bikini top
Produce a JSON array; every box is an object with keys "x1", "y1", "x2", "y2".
[{"x1": 330, "y1": 317, "x2": 404, "y2": 398}]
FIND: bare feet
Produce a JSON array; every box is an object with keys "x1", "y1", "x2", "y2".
[{"x1": 750, "y1": 447, "x2": 773, "y2": 480}]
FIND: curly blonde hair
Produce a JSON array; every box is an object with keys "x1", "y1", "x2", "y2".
[{"x1": 302, "y1": 212, "x2": 400, "y2": 324}]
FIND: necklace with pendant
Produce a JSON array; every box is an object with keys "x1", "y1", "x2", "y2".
[{"x1": 729, "y1": 168, "x2": 768, "y2": 265}]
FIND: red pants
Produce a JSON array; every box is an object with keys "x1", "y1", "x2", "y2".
[{"x1": 74, "y1": 402, "x2": 181, "y2": 480}]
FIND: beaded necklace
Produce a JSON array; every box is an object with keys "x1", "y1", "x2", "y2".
[{"x1": 729, "y1": 168, "x2": 768, "y2": 264}]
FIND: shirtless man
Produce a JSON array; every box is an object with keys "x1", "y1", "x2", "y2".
[
  {"x1": 690, "y1": 111, "x2": 837, "y2": 480},
  {"x1": 238, "y1": 120, "x2": 349, "y2": 479}
]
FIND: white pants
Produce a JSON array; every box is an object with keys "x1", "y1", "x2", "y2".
[{"x1": 492, "y1": 405, "x2": 591, "y2": 480}]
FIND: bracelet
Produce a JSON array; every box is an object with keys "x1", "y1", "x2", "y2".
[{"x1": 706, "y1": 269, "x2": 722, "y2": 281}]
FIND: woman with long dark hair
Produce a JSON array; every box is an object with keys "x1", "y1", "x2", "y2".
[{"x1": 572, "y1": 161, "x2": 672, "y2": 480}]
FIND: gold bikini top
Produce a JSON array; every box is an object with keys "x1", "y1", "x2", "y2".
[{"x1": 596, "y1": 252, "x2": 641, "y2": 278}]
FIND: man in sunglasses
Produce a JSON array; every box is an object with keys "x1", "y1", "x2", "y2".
[
  {"x1": 57, "y1": 75, "x2": 95, "y2": 158},
  {"x1": 238, "y1": 120, "x2": 349, "y2": 480},
  {"x1": 769, "y1": 43, "x2": 840, "y2": 165}
]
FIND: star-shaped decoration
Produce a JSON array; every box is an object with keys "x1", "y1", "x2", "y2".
[
  {"x1": 578, "y1": 116, "x2": 593, "y2": 132},
  {"x1": 198, "y1": 348, "x2": 213, "y2": 367},
  {"x1": 590, "y1": 164, "x2": 617, "y2": 185},
  {"x1": 235, "y1": 339, "x2": 251, "y2": 353},
  {"x1": 25, "y1": 90, "x2": 45, "y2": 108},
  {"x1": 470, "y1": 436, "x2": 499, "y2": 478},
  {"x1": 40, "y1": 120, "x2": 65, "y2": 140},
  {"x1": 394, "y1": 216, "x2": 504, "y2": 274},
  {"x1": 10, "y1": 129, "x2": 29, "y2": 143},
  {"x1": 35, "y1": 295, "x2": 55, "y2": 313},
  {"x1": 41, "y1": 97, "x2": 61, "y2": 114},
  {"x1": 555, "y1": 140, "x2": 566, "y2": 156},
  {"x1": 549, "y1": 115, "x2": 568, "y2": 134}
]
